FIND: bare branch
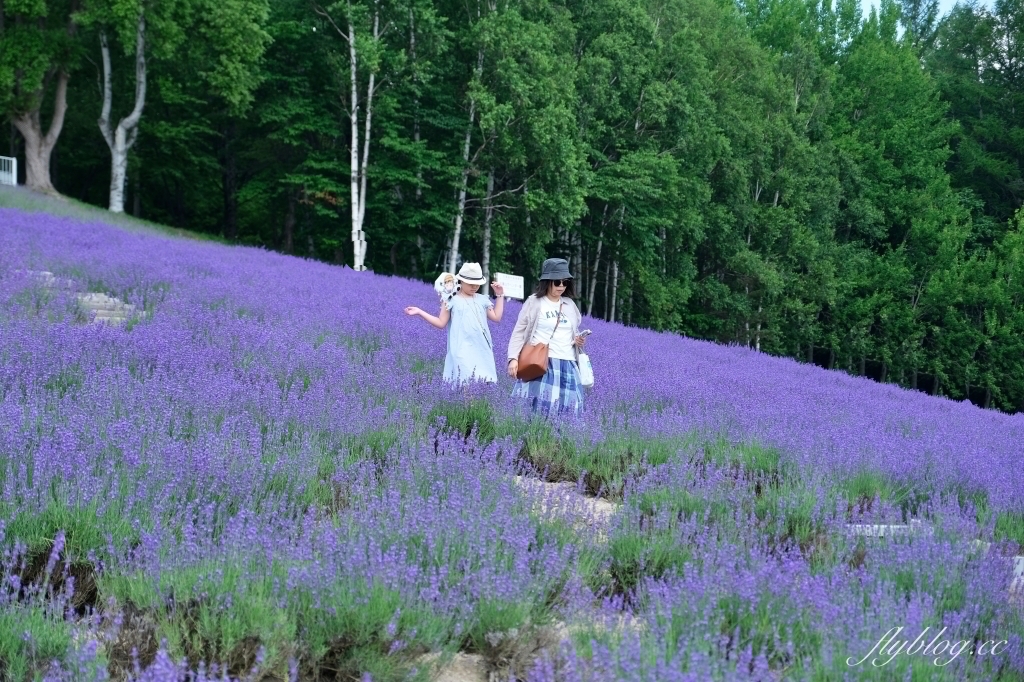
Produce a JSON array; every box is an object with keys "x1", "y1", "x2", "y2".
[
  {"x1": 118, "y1": 12, "x2": 147, "y2": 137},
  {"x1": 312, "y1": 2, "x2": 351, "y2": 42}
]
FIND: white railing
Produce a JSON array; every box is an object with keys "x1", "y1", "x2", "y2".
[{"x1": 0, "y1": 156, "x2": 17, "y2": 186}]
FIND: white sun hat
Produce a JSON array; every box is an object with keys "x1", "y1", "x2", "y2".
[{"x1": 456, "y1": 262, "x2": 487, "y2": 285}]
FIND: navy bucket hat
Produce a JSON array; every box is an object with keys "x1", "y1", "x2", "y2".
[{"x1": 539, "y1": 258, "x2": 572, "y2": 281}]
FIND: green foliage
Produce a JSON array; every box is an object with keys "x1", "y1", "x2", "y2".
[
  {"x1": 606, "y1": 526, "x2": 694, "y2": 596},
  {"x1": 518, "y1": 429, "x2": 688, "y2": 498},
  {"x1": 994, "y1": 511, "x2": 1024, "y2": 547},
  {"x1": 0, "y1": 604, "x2": 96, "y2": 682},
  {"x1": 428, "y1": 398, "x2": 497, "y2": 443}
]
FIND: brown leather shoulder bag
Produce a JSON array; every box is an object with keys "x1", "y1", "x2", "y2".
[{"x1": 516, "y1": 301, "x2": 563, "y2": 381}]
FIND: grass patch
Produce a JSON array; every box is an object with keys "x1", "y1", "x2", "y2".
[
  {"x1": 635, "y1": 487, "x2": 732, "y2": 526},
  {"x1": 0, "y1": 184, "x2": 225, "y2": 243},
  {"x1": 994, "y1": 511, "x2": 1024, "y2": 548},
  {"x1": 701, "y1": 436, "x2": 784, "y2": 483},
  {"x1": 428, "y1": 398, "x2": 497, "y2": 443},
  {"x1": 0, "y1": 603, "x2": 104, "y2": 681},
  {"x1": 102, "y1": 564, "x2": 455, "y2": 682},
  {"x1": 3, "y1": 498, "x2": 138, "y2": 568},
  {"x1": 517, "y1": 428, "x2": 689, "y2": 498},
  {"x1": 604, "y1": 527, "x2": 694, "y2": 600}
]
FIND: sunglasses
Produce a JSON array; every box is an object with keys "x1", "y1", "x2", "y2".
[{"x1": 551, "y1": 279, "x2": 572, "y2": 287}]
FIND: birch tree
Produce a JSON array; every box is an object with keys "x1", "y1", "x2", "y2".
[
  {"x1": 447, "y1": 47, "x2": 484, "y2": 275},
  {"x1": 85, "y1": 0, "x2": 269, "y2": 213},
  {"x1": 98, "y1": 12, "x2": 146, "y2": 213},
  {"x1": 315, "y1": 0, "x2": 398, "y2": 271}
]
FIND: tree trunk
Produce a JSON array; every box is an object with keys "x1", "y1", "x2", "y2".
[
  {"x1": 448, "y1": 49, "x2": 484, "y2": 274},
  {"x1": 610, "y1": 259, "x2": 619, "y2": 322},
  {"x1": 574, "y1": 217, "x2": 582, "y2": 294},
  {"x1": 343, "y1": 3, "x2": 380, "y2": 272},
  {"x1": 481, "y1": 167, "x2": 495, "y2": 296},
  {"x1": 932, "y1": 374, "x2": 940, "y2": 395},
  {"x1": 626, "y1": 279, "x2": 633, "y2": 326},
  {"x1": 755, "y1": 305, "x2": 762, "y2": 351},
  {"x1": 807, "y1": 342, "x2": 813, "y2": 364},
  {"x1": 859, "y1": 356, "x2": 866, "y2": 376},
  {"x1": 879, "y1": 362, "x2": 888, "y2": 383},
  {"x1": 984, "y1": 386, "x2": 991, "y2": 409},
  {"x1": 745, "y1": 285, "x2": 751, "y2": 347},
  {"x1": 827, "y1": 349, "x2": 835, "y2": 369},
  {"x1": 603, "y1": 258, "x2": 613, "y2": 321},
  {"x1": 12, "y1": 69, "x2": 70, "y2": 194},
  {"x1": 98, "y1": 14, "x2": 147, "y2": 214},
  {"x1": 222, "y1": 123, "x2": 238, "y2": 240},
  {"x1": 911, "y1": 367, "x2": 918, "y2": 389},
  {"x1": 660, "y1": 226, "x2": 666, "y2": 276},
  {"x1": 283, "y1": 189, "x2": 296, "y2": 254},
  {"x1": 356, "y1": 9, "x2": 377, "y2": 270},
  {"x1": 587, "y1": 225, "x2": 604, "y2": 316}
]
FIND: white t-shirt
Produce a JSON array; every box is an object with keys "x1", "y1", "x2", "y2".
[{"x1": 530, "y1": 297, "x2": 575, "y2": 361}]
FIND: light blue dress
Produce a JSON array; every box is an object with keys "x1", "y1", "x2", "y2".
[{"x1": 443, "y1": 294, "x2": 497, "y2": 384}]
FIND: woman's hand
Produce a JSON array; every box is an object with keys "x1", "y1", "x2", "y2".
[
  {"x1": 507, "y1": 359, "x2": 518, "y2": 378},
  {"x1": 404, "y1": 306, "x2": 422, "y2": 316},
  {"x1": 491, "y1": 281, "x2": 505, "y2": 297},
  {"x1": 574, "y1": 334, "x2": 587, "y2": 348}
]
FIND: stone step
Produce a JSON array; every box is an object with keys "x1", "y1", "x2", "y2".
[
  {"x1": 846, "y1": 519, "x2": 930, "y2": 538},
  {"x1": 19, "y1": 269, "x2": 75, "y2": 290}
]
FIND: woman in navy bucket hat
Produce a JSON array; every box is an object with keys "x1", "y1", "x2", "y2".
[{"x1": 507, "y1": 258, "x2": 588, "y2": 415}]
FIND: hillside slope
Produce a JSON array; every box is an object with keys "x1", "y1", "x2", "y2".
[{"x1": 1, "y1": 204, "x2": 1022, "y2": 680}]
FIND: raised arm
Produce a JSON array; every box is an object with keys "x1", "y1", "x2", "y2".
[
  {"x1": 487, "y1": 281, "x2": 505, "y2": 323},
  {"x1": 404, "y1": 301, "x2": 451, "y2": 329}
]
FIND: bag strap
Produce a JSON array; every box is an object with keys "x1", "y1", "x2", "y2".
[
  {"x1": 468, "y1": 294, "x2": 493, "y2": 349},
  {"x1": 544, "y1": 301, "x2": 564, "y2": 345}
]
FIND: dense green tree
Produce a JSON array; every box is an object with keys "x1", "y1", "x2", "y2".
[{"x1": 0, "y1": 0, "x2": 80, "y2": 192}]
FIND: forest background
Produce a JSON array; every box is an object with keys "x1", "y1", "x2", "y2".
[{"x1": 2, "y1": 0, "x2": 1023, "y2": 411}]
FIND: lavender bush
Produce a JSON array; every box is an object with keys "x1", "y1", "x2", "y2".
[{"x1": 1, "y1": 204, "x2": 1022, "y2": 681}]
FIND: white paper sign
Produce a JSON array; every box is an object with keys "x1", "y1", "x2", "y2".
[{"x1": 494, "y1": 272, "x2": 525, "y2": 300}]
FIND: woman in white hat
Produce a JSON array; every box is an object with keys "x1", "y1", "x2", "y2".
[{"x1": 405, "y1": 262, "x2": 505, "y2": 384}]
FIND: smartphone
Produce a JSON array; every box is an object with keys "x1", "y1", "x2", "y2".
[{"x1": 578, "y1": 329, "x2": 593, "y2": 337}]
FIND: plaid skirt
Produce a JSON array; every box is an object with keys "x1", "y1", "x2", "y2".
[{"x1": 512, "y1": 357, "x2": 584, "y2": 415}]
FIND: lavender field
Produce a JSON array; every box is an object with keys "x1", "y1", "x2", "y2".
[{"x1": 1, "y1": 200, "x2": 1023, "y2": 681}]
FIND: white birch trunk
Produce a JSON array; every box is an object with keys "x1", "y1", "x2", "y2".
[
  {"x1": 481, "y1": 167, "x2": 495, "y2": 296},
  {"x1": 610, "y1": 259, "x2": 619, "y2": 322},
  {"x1": 745, "y1": 284, "x2": 751, "y2": 347},
  {"x1": 97, "y1": 15, "x2": 147, "y2": 212},
  {"x1": 98, "y1": 14, "x2": 147, "y2": 214},
  {"x1": 347, "y1": 18, "x2": 363, "y2": 269},
  {"x1": 448, "y1": 49, "x2": 484, "y2": 275},
  {"x1": 354, "y1": 5, "x2": 379, "y2": 270},
  {"x1": 755, "y1": 304, "x2": 762, "y2": 351}
]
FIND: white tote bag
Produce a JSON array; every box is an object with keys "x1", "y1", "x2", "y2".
[{"x1": 577, "y1": 352, "x2": 594, "y2": 388}]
